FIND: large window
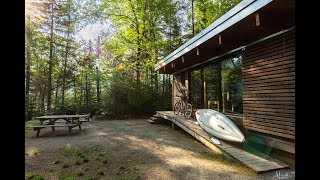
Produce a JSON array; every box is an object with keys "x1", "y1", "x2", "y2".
[
  {"x1": 203, "y1": 55, "x2": 242, "y2": 114},
  {"x1": 190, "y1": 69, "x2": 202, "y2": 110},
  {"x1": 221, "y1": 56, "x2": 242, "y2": 114},
  {"x1": 204, "y1": 63, "x2": 222, "y2": 111}
]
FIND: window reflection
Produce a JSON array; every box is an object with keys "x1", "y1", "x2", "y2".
[
  {"x1": 204, "y1": 63, "x2": 222, "y2": 111},
  {"x1": 191, "y1": 69, "x2": 202, "y2": 110},
  {"x1": 221, "y1": 56, "x2": 242, "y2": 114},
  {"x1": 203, "y1": 55, "x2": 242, "y2": 114}
]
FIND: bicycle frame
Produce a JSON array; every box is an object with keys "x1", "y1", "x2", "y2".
[{"x1": 174, "y1": 96, "x2": 192, "y2": 118}]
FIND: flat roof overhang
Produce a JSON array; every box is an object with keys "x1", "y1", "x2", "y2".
[{"x1": 155, "y1": 0, "x2": 295, "y2": 74}]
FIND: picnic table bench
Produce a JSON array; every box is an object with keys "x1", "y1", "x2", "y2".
[{"x1": 32, "y1": 124, "x2": 79, "y2": 137}]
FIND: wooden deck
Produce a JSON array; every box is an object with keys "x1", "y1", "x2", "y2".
[{"x1": 156, "y1": 111, "x2": 289, "y2": 173}]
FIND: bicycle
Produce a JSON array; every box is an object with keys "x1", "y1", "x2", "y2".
[{"x1": 174, "y1": 96, "x2": 193, "y2": 118}]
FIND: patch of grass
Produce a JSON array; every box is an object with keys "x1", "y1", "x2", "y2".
[
  {"x1": 98, "y1": 153, "x2": 105, "y2": 157},
  {"x1": 64, "y1": 177, "x2": 74, "y2": 180},
  {"x1": 100, "y1": 158, "x2": 108, "y2": 165},
  {"x1": 63, "y1": 144, "x2": 76, "y2": 157},
  {"x1": 25, "y1": 121, "x2": 39, "y2": 134},
  {"x1": 52, "y1": 160, "x2": 61, "y2": 165},
  {"x1": 62, "y1": 163, "x2": 70, "y2": 168},
  {"x1": 76, "y1": 150, "x2": 88, "y2": 160},
  {"x1": 96, "y1": 171, "x2": 104, "y2": 176},
  {"x1": 77, "y1": 171, "x2": 85, "y2": 176},
  {"x1": 85, "y1": 175, "x2": 98, "y2": 180},
  {"x1": 75, "y1": 159, "x2": 81, "y2": 165},
  {"x1": 131, "y1": 167, "x2": 142, "y2": 180},
  {"x1": 59, "y1": 169, "x2": 75, "y2": 180},
  {"x1": 26, "y1": 172, "x2": 44, "y2": 180},
  {"x1": 113, "y1": 167, "x2": 142, "y2": 180},
  {"x1": 83, "y1": 158, "x2": 90, "y2": 163},
  {"x1": 76, "y1": 151, "x2": 83, "y2": 156},
  {"x1": 75, "y1": 149, "x2": 89, "y2": 164}
]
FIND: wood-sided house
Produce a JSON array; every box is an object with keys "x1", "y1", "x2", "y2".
[{"x1": 155, "y1": 0, "x2": 295, "y2": 162}]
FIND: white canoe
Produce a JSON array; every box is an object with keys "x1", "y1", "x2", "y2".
[{"x1": 195, "y1": 109, "x2": 245, "y2": 143}]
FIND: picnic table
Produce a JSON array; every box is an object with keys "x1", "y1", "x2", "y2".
[{"x1": 32, "y1": 114, "x2": 89, "y2": 137}]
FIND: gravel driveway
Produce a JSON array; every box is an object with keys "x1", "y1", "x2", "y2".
[{"x1": 25, "y1": 119, "x2": 262, "y2": 180}]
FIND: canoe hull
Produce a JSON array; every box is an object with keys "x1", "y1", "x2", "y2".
[{"x1": 195, "y1": 109, "x2": 245, "y2": 143}]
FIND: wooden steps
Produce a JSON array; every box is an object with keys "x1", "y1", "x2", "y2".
[
  {"x1": 153, "y1": 114, "x2": 161, "y2": 118},
  {"x1": 147, "y1": 119, "x2": 155, "y2": 124},
  {"x1": 147, "y1": 114, "x2": 161, "y2": 124}
]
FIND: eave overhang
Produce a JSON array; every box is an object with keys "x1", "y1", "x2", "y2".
[{"x1": 155, "y1": 0, "x2": 295, "y2": 74}]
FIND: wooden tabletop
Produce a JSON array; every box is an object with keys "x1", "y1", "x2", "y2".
[{"x1": 36, "y1": 114, "x2": 89, "y2": 119}]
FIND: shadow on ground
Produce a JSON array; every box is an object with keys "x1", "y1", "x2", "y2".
[{"x1": 26, "y1": 119, "x2": 263, "y2": 179}]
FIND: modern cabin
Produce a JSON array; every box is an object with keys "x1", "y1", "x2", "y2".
[{"x1": 155, "y1": 0, "x2": 295, "y2": 165}]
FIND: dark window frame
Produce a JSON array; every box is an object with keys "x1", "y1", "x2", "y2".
[{"x1": 179, "y1": 51, "x2": 243, "y2": 115}]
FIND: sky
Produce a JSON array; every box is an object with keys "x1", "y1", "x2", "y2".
[{"x1": 75, "y1": 21, "x2": 111, "y2": 42}]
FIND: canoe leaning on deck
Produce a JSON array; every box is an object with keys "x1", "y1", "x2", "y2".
[{"x1": 195, "y1": 109, "x2": 245, "y2": 143}]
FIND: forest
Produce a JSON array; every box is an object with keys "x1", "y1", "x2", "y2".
[{"x1": 25, "y1": 0, "x2": 242, "y2": 120}]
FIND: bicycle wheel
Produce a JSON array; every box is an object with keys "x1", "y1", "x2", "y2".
[
  {"x1": 184, "y1": 103, "x2": 192, "y2": 118},
  {"x1": 174, "y1": 101, "x2": 181, "y2": 115}
]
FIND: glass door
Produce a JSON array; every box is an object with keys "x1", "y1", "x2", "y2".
[{"x1": 190, "y1": 69, "x2": 203, "y2": 110}]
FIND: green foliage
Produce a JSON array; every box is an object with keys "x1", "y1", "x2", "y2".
[
  {"x1": 26, "y1": 172, "x2": 44, "y2": 180},
  {"x1": 25, "y1": 0, "x2": 241, "y2": 119},
  {"x1": 102, "y1": 72, "x2": 168, "y2": 117},
  {"x1": 191, "y1": 0, "x2": 242, "y2": 34}
]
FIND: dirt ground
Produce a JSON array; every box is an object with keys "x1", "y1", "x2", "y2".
[{"x1": 25, "y1": 118, "x2": 263, "y2": 180}]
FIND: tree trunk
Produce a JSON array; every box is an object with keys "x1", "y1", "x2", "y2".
[
  {"x1": 79, "y1": 75, "x2": 82, "y2": 109},
  {"x1": 54, "y1": 79, "x2": 59, "y2": 113},
  {"x1": 192, "y1": 0, "x2": 194, "y2": 37},
  {"x1": 167, "y1": 74, "x2": 171, "y2": 108},
  {"x1": 37, "y1": 87, "x2": 41, "y2": 113},
  {"x1": 162, "y1": 74, "x2": 165, "y2": 109},
  {"x1": 61, "y1": 26, "x2": 70, "y2": 112},
  {"x1": 61, "y1": 2, "x2": 71, "y2": 112},
  {"x1": 74, "y1": 75, "x2": 77, "y2": 103},
  {"x1": 129, "y1": 0, "x2": 141, "y2": 83},
  {"x1": 26, "y1": 15, "x2": 32, "y2": 120},
  {"x1": 85, "y1": 72, "x2": 89, "y2": 111},
  {"x1": 155, "y1": 72, "x2": 158, "y2": 96},
  {"x1": 136, "y1": 45, "x2": 141, "y2": 82},
  {"x1": 41, "y1": 90, "x2": 45, "y2": 113},
  {"x1": 32, "y1": 91, "x2": 38, "y2": 118},
  {"x1": 47, "y1": 1, "x2": 54, "y2": 111},
  {"x1": 96, "y1": 67, "x2": 100, "y2": 103}
]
